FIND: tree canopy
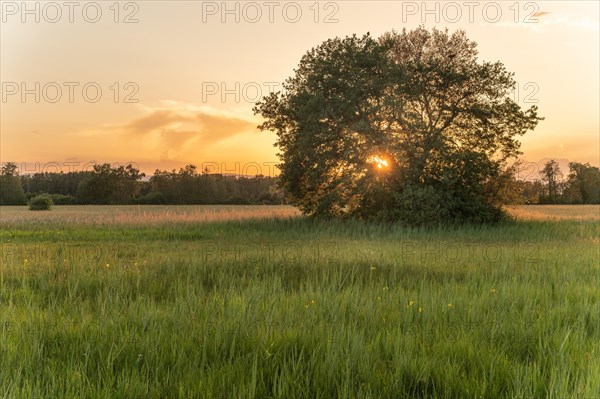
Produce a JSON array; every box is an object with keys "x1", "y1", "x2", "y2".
[
  {"x1": 0, "y1": 162, "x2": 27, "y2": 205},
  {"x1": 254, "y1": 27, "x2": 543, "y2": 224},
  {"x1": 3, "y1": 163, "x2": 284, "y2": 206}
]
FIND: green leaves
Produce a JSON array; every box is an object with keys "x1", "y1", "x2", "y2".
[
  {"x1": 254, "y1": 28, "x2": 543, "y2": 224},
  {"x1": 75, "y1": 163, "x2": 145, "y2": 205}
]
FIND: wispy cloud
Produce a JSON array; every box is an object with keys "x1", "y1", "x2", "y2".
[
  {"x1": 532, "y1": 11, "x2": 551, "y2": 18},
  {"x1": 78, "y1": 101, "x2": 257, "y2": 161}
]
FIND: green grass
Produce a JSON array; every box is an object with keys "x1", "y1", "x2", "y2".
[{"x1": 1, "y1": 206, "x2": 599, "y2": 398}]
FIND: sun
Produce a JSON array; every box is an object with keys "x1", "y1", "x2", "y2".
[{"x1": 369, "y1": 155, "x2": 389, "y2": 169}]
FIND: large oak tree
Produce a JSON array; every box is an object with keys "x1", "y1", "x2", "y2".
[{"x1": 254, "y1": 27, "x2": 543, "y2": 224}]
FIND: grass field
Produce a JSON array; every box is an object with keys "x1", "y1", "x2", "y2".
[{"x1": 1, "y1": 205, "x2": 599, "y2": 398}]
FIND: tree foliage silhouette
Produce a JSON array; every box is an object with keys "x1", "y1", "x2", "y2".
[{"x1": 254, "y1": 27, "x2": 543, "y2": 224}]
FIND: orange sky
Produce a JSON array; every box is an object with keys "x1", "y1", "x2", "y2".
[{"x1": 1, "y1": 1, "x2": 598, "y2": 175}]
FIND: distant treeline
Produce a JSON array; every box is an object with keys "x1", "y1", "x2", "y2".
[
  {"x1": 1, "y1": 160, "x2": 598, "y2": 206},
  {"x1": 502, "y1": 160, "x2": 600, "y2": 205},
  {"x1": 0, "y1": 163, "x2": 286, "y2": 205}
]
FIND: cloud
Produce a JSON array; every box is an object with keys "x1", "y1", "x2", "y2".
[
  {"x1": 122, "y1": 104, "x2": 255, "y2": 145},
  {"x1": 79, "y1": 101, "x2": 258, "y2": 161},
  {"x1": 126, "y1": 110, "x2": 182, "y2": 135},
  {"x1": 532, "y1": 11, "x2": 551, "y2": 18}
]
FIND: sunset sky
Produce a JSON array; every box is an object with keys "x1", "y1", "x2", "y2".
[{"x1": 1, "y1": 1, "x2": 598, "y2": 175}]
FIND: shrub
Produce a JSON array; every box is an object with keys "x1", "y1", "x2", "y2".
[
  {"x1": 389, "y1": 185, "x2": 450, "y2": 226},
  {"x1": 29, "y1": 194, "x2": 53, "y2": 211}
]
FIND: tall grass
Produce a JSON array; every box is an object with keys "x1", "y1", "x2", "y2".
[
  {"x1": 0, "y1": 206, "x2": 598, "y2": 398},
  {"x1": 0, "y1": 205, "x2": 301, "y2": 226}
]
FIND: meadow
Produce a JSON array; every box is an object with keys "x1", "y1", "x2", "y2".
[{"x1": 0, "y1": 205, "x2": 598, "y2": 398}]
